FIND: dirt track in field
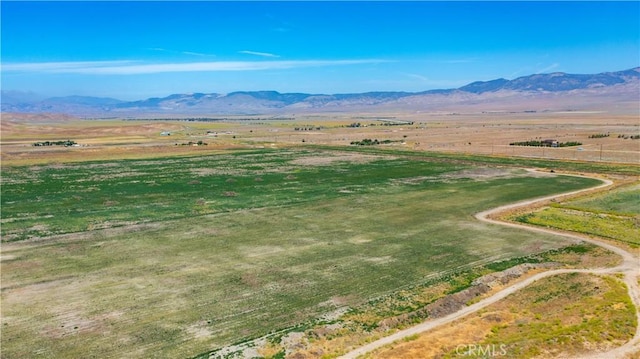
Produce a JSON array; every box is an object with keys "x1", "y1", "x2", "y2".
[{"x1": 340, "y1": 172, "x2": 640, "y2": 359}]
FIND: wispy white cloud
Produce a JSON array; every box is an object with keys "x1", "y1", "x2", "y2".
[
  {"x1": 239, "y1": 50, "x2": 280, "y2": 58},
  {"x1": 509, "y1": 68, "x2": 528, "y2": 78},
  {"x1": 146, "y1": 48, "x2": 216, "y2": 57},
  {"x1": 3, "y1": 59, "x2": 387, "y2": 75},
  {"x1": 2, "y1": 60, "x2": 138, "y2": 72},
  {"x1": 510, "y1": 62, "x2": 560, "y2": 78},
  {"x1": 536, "y1": 63, "x2": 560, "y2": 74},
  {"x1": 182, "y1": 51, "x2": 216, "y2": 57},
  {"x1": 404, "y1": 73, "x2": 430, "y2": 82}
]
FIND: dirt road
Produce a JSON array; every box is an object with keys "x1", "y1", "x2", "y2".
[{"x1": 340, "y1": 172, "x2": 639, "y2": 359}]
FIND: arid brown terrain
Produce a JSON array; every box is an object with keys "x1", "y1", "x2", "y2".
[{"x1": 1, "y1": 110, "x2": 638, "y2": 166}]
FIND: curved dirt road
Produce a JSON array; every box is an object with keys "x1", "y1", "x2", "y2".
[{"x1": 340, "y1": 173, "x2": 639, "y2": 359}]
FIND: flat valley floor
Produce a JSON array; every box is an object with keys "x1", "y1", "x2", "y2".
[{"x1": 1, "y1": 110, "x2": 638, "y2": 358}]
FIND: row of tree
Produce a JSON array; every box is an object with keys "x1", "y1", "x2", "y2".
[
  {"x1": 509, "y1": 140, "x2": 582, "y2": 147},
  {"x1": 350, "y1": 138, "x2": 395, "y2": 146},
  {"x1": 32, "y1": 140, "x2": 77, "y2": 147}
]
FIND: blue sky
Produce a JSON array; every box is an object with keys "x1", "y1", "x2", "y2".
[{"x1": 2, "y1": 1, "x2": 639, "y2": 100}]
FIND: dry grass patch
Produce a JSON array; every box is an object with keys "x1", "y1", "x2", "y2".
[
  {"x1": 289, "y1": 152, "x2": 391, "y2": 166},
  {"x1": 368, "y1": 273, "x2": 636, "y2": 359}
]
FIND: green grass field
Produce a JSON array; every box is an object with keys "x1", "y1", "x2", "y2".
[
  {"x1": 1, "y1": 149, "x2": 604, "y2": 358},
  {"x1": 514, "y1": 183, "x2": 640, "y2": 246},
  {"x1": 567, "y1": 183, "x2": 640, "y2": 215}
]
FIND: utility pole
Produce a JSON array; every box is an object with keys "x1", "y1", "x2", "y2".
[{"x1": 599, "y1": 144, "x2": 603, "y2": 161}]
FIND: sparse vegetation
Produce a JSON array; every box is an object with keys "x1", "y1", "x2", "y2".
[
  {"x1": 294, "y1": 126, "x2": 322, "y2": 131},
  {"x1": 1, "y1": 149, "x2": 603, "y2": 358},
  {"x1": 445, "y1": 273, "x2": 636, "y2": 358},
  {"x1": 369, "y1": 272, "x2": 636, "y2": 359},
  {"x1": 316, "y1": 145, "x2": 640, "y2": 176},
  {"x1": 618, "y1": 134, "x2": 640, "y2": 139},
  {"x1": 223, "y1": 243, "x2": 618, "y2": 359}
]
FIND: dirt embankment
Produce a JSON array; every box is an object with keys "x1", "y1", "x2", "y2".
[{"x1": 377, "y1": 263, "x2": 556, "y2": 331}]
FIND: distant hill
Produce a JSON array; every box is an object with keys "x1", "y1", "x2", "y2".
[
  {"x1": 478, "y1": 68, "x2": 640, "y2": 92},
  {"x1": 43, "y1": 95, "x2": 124, "y2": 106},
  {"x1": 459, "y1": 78, "x2": 510, "y2": 93},
  {"x1": 1, "y1": 90, "x2": 45, "y2": 104},
  {"x1": 2, "y1": 67, "x2": 638, "y2": 116}
]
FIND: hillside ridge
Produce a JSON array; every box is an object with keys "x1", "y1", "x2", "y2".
[{"x1": 2, "y1": 67, "x2": 638, "y2": 116}]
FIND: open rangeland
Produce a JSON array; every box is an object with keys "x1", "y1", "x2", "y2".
[
  {"x1": 0, "y1": 145, "x2": 615, "y2": 358},
  {"x1": 1, "y1": 111, "x2": 639, "y2": 166},
  {"x1": 1, "y1": 111, "x2": 638, "y2": 359}
]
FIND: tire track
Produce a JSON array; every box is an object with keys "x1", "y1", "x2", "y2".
[{"x1": 340, "y1": 172, "x2": 639, "y2": 359}]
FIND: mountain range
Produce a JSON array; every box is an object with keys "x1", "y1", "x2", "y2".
[{"x1": 2, "y1": 68, "x2": 638, "y2": 116}]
